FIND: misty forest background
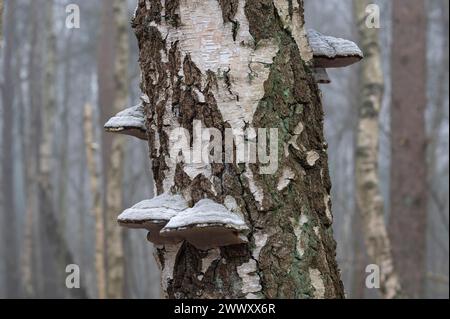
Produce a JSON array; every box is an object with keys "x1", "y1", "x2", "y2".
[{"x1": 0, "y1": 0, "x2": 448, "y2": 299}]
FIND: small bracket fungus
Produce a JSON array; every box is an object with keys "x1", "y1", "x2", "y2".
[
  {"x1": 308, "y1": 29, "x2": 363, "y2": 68},
  {"x1": 104, "y1": 103, "x2": 147, "y2": 140},
  {"x1": 308, "y1": 29, "x2": 363, "y2": 84},
  {"x1": 118, "y1": 193, "x2": 188, "y2": 245},
  {"x1": 161, "y1": 199, "x2": 250, "y2": 250}
]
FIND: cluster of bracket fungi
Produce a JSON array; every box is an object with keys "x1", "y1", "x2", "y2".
[{"x1": 117, "y1": 194, "x2": 249, "y2": 250}]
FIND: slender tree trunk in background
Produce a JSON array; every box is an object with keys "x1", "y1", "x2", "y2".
[
  {"x1": 97, "y1": 0, "x2": 124, "y2": 298},
  {"x1": 390, "y1": 0, "x2": 428, "y2": 299},
  {"x1": 427, "y1": 1, "x2": 449, "y2": 295},
  {"x1": 39, "y1": 0, "x2": 57, "y2": 230},
  {"x1": 347, "y1": 32, "x2": 367, "y2": 299},
  {"x1": 38, "y1": 0, "x2": 61, "y2": 297},
  {"x1": 132, "y1": 0, "x2": 344, "y2": 298},
  {"x1": 98, "y1": 0, "x2": 116, "y2": 179},
  {"x1": 57, "y1": 31, "x2": 74, "y2": 236},
  {"x1": 428, "y1": 1, "x2": 449, "y2": 195},
  {"x1": 23, "y1": 205, "x2": 35, "y2": 297},
  {"x1": 16, "y1": 36, "x2": 33, "y2": 297},
  {"x1": 103, "y1": 0, "x2": 129, "y2": 299},
  {"x1": 84, "y1": 104, "x2": 107, "y2": 299},
  {"x1": 26, "y1": 0, "x2": 43, "y2": 296},
  {"x1": 77, "y1": 124, "x2": 88, "y2": 276},
  {"x1": 428, "y1": 1, "x2": 449, "y2": 212},
  {"x1": 354, "y1": 0, "x2": 402, "y2": 299},
  {"x1": 1, "y1": 0, "x2": 20, "y2": 298},
  {"x1": 0, "y1": 0, "x2": 3, "y2": 44},
  {"x1": 37, "y1": 0, "x2": 88, "y2": 299}
]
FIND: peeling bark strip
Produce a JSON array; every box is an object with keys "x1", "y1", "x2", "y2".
[{"x1": 132, "y1": 0, "x2": 345, "y2": 299}]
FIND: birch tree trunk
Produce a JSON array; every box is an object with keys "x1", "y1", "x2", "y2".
[
  {"x1": 390, "y1": 0, "x2": 428, "y2": 299},
  {"x1": 105, "y1": 0, "x2": 130, "y2": 298},
  {"x1": 84, "y1": 104, "x2": 107, "y2": 299},
  {"x1": 353, "y1": 0, "x2": 401, "y2": 299},
  {"x1": 132, "y1": 0, "x2": 344, "y2": 299}
]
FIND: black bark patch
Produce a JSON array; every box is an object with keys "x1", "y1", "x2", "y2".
[
  {"x1": 244, "y1": 0, "x2": 281, "y2": 42},
  {"x1": 218, "y1": 0, "x2": 239, "y2": 22},
  {"x1": 183, "y1": 55, "x2": 203, "y2": 87},
  {"x1": 218, "y1": 0, "x2": 240, "y2": 40},
  {"x1": 165, "y1": 0, "x2": 181, "y2": 27}
]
